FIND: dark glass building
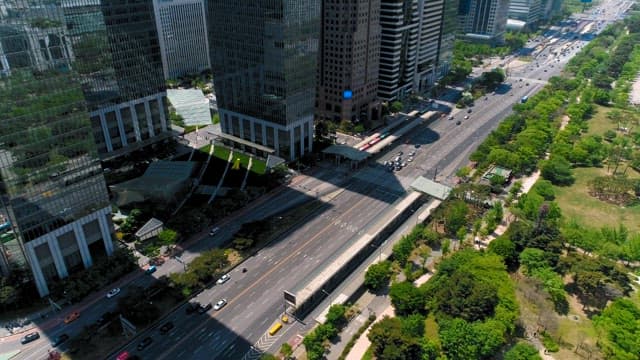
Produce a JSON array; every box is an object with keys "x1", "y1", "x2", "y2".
[
  {"x1": 207, "y1": 0, "x2": 320, "y2": 160},
  {"x1": 0, "y1": 0, "x2": 166, "y2": 296}
]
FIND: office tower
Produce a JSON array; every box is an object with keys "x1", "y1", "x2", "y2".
[
  {"x1": 540, "y1": 0, "x2": 562, "y2": 20},
  {"x1": 0, "y1": 0, "x2": 114, "y2": 296},
  {"x1": 316, "y1": 0, "x2": 381, "y2": 125},
  {"x1": 84, "y1": 0, "x2": 170, "y2": 160},
  {"x1": 152, "y1": 0, "x2": 210, "y2": 80},
  {"x1": 207, "y1": 0, "x2": 321, "y2": 160},
  {"x1": 459, "y1": 0, "x2": 510, "y2": 43},
  {"x1": 378, "y1": 0, "x2": 453, "y2": 101},
  {"x1": 439, "y1": 0, "x2": 460, "y2": 76},
  {"x1": 508, "y1": 0, "x2": 542, "y2": 24}
]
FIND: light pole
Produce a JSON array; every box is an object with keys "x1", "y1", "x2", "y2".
[
  {"x1": 174, "y1": 256, "x2": 187, "y2": 271},
  {"x1": 321, "y1": 288, "x2": 333, "y2": 306}
]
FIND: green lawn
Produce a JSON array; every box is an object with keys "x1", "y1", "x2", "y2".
[
  {"x1": 585, "y1": 105, "x2": 616, "y2": 137},
  {"x1": 553, "y1": 167, "x2": 640, "y2": 233},
  {"x1": 199, "y1": 144, "x2": 267, "y2": 175}
]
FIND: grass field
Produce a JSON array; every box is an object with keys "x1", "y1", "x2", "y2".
[
  {"x1": 585, "y1": 105, "x2": 616, "y2": 137},
  {"x1": 199, "y1": 144, "x2": 267, "y2": 175},
  {"x1": 553, "y1": 167, "x2": 640, "y2": 233}
]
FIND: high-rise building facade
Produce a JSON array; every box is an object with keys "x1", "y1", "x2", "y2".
[
  {"x1": 0, "y1": 0, "x2": 115, "y2": 296},
  {"x1": 84, "y1": 0, "x2": 171, "y2": 160},
  {"x1": 316, "y1": 0, "x2": 381, "y2": 125},
  {"x1": 378, "y1": 0, "x2": 454, "y2": 101},
  {"x1": 458, "y1": 0, "x2": 509, "y2": 43},
  {"x1": 152, "y1": 0, "x2": 210, "y2": 80},
  {"x1": 208, "y1": 0, "x2": 320, "y2": 160},
  {"x1": 508, "y1": 0, "x2": 542, "y2": 24}
]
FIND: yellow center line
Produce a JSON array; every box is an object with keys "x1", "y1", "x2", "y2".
[{"x1": 158, "y1": 182, "x2": 377, "y2": 359}]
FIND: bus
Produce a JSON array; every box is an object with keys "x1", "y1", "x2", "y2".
[{"x1": 521, "y1": 95, "x2": 528, "y2": 103}]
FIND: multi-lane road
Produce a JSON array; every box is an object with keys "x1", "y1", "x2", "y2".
[{"x1": 6, "y1": 1, "x2": 633, "y2": 359}]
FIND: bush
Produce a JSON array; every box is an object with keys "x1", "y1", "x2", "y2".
[
  {"x1": 541, "y1": 332, "x2": 560, "y2": 352},
  {"x1": 364, "y1": 261, "x2": 392, "y2": 291}
]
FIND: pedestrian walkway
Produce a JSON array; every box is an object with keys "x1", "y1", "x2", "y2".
[{"x1": 345, "y1": 305, "x2": 395, "y2": 360}]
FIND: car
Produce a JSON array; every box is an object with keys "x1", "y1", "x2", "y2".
[
  {"x1": 186, "y1": 301, "x2": 200, "y2": 314},
  {"x1": 456, "y1": 121, "x2": 462, "y2": 125},
  {"x1": 216, "y1": 274, "x2": 231, "y2": 285},
  {"x1": 544, "y1": 69, "x2": 548, "y2": 72},
  {"x1": 159, "y1": 321, "x2": 174, "y2": 334},
  {"x1": 51, "y1": 333, "x2": 69, "y2": 347},
  {"x1": 401, "y1": 162, "x2": 407, "y2": 168},
  {"x1": 525, "y1": 83, "x2": 530, "y2": 86},
  {"x1": 397, "y1": 151, "x2": 403, "y2": 156},
  {"x1": 20, "y1": 332, "x2": 40, "y2": 345},
  {"x1": 448, "y1": 115, "x2": 454, "y2": 120},
  {"x1": 213, "y1": 299, "x2": 228, "y2": 311},
  {"x1": 484, "y1": 97, "x2": 488, "y2": 100},
  {"x1": 145, "y1": 265, "x2": 157, "y2": 275},
  {"x1": 467, "y1": 109, "x2": 472, "y2": 113},
  {"x1": 414, "y1": 144, "x2": 421, "y2": 149},
  {"x1": 198, "y1": 302, "x2": 213, "y2": 314},
  {"x1": 464, "y1": 115, "x2": 470, "y2": 120},
  {"x1": 209, "y1": 227, "x2": 220, "y2": 236},
  {"x1": 64, "y1": 311, "x2": 80, "y2": 324},
  {"x1": 106, "y1": 288, "x2": 121, "y2": 298},
  {"x1": 408, "y1": 151, "x2": 416, "y2": 157},
  {"x1": 137, "y1": 337, "x2": 153, "y2": 351},
  {"x1": 407, "y1": 157, "x2": 414, "y2": 162}
]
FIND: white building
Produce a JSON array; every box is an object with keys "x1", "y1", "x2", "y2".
[{"x1": 153, "y1": 0, "x2": 210, "y2": 80}]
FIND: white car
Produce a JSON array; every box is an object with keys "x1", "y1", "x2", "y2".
[
  {"x1": 106, "y1": 288, "x2": 121, "y2": 299},
  {"x1": 464, "y1": 115, "x2": 470, "y2": 120},
  {"x1": 407, "y1": 157, "x2": 414, "y2": 162},
  {"x1": 213, "y1": 299, "x2": 228, "y2": 311},
  {"x1": 209, "y1": 227, "x2": 220, "y2": 236},
  {"x1": 217, "y1": 274, "x2": 231, "y2": 285}
]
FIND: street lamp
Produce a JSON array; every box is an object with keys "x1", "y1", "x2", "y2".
[
  {"x1": 321, "y1": 288, "x2": 333, "y2": 305},
  {"x1": 370, "y1": 243, "x2": 382, "y2": 261},
  {"x1": 174, "y1": 256, "x2": 187, "y2": 271}
]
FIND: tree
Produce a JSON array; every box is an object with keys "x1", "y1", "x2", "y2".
[
  {"x1": 444, "y1": 200, "x2": 470, "y2": 236},
  {"x1": 530, "y1": 180, "x2": 555, "y2": 200},
  {"x1": 368, "y1": 316, "x2": 422, "y2": 360},
  {"x1": 519, "y1": 248, "x2": 549, "y2": 275},
  {"x1": 325, "y1": 304, "x2": 347, "y2": 329},
  {"x1": 280, "y1": 343, "x2": 293, "y2": 358},
  {"x1": 488, "y1": 236, "x2": 518, "y2": 270},
  {"x1": 364, "y1": 261, "x2": 392, "y2": 291},
  {"x1": 158, "y1": 229, "x2": 178, "y2": 246},
  {"x1": 390, "y1": 101, "x2": 403, "y2": 113},
  {"x1": 389, "y1": 281, "x2": 425, "y2": 316},
  {"x1": 504, "y1": 343, "x2": 542, "y2": 360},
  {"x1": 541, "y1": 155, "x2": 574, "y2": 186},
  {"x1": 439, "y1": 319, "x2": 480, "y2": 360}
]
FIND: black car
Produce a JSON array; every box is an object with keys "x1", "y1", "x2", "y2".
[
  {"x1": 137, "y1": 337, "x2": 153, "y2": 351},
  {"x1": 467, "y1": 108, "x2": 472, "y2": 113},
  {"x1": 198, "y1": 303, "x2": 212, "y2": 314},
  {"x1": 159, "y1": 321, "x2": 174, "y2": 334},
  {"x1": 185, "y1": 301, "x2": 200, "y2": 314},
  {"x1": 51, "y1": 333, "x2": 69, "y2": 347},
  {"x1": 21, "y1": 332, "x2": 40, "y2": 345}
]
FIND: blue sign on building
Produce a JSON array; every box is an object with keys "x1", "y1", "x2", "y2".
[
  {"x1": 581, "y1": 0, "x2": 592, "y2": 3},
  {"x1": 343, "y1": 90, "x2": 353, "y2": 100}
]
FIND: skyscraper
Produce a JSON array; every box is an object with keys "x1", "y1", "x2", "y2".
[
  {"x1": 316, "y1": 0, "x2": 381, "y2": 125},
  {"x1": 0, "y1": 0, "x2": 115, "y2": 296},
  {"x1": 83, "y1": 0, "x2": 171, "y2": 160},
  {"x1": 378, "y1": 0, "x2": 455, "y2": 101},
  {"x1": 508, "y1": 0, "x2": 542, "y2": 24},
  {"x1": 459, "y1": 0, "x2": 509, "y2": 44},
  {"x1": 152, "y1": 0, "x2": 210, "y2": 80},
  {"x1": 207, "y1": 0, "x2": 321, "y2": 160}
]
